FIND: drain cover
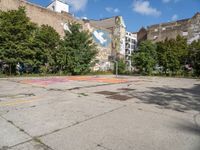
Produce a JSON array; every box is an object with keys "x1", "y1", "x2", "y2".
[
  {"x1": 95, "y1": 91, "x2": 118, "y2": 95},
  {"x1": 106, "y1": 94, "x2": 132, "y2": 101}
]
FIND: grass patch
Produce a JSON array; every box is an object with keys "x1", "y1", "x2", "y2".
[{"x1": 78, "y1": 93, "x2": 89, "y2": 97}]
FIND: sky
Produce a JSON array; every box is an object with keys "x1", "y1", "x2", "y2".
[{"x1": 28, "y1": 0, "x2": 200, "y2": 32}]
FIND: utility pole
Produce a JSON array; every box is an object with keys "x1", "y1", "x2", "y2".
[
  {"x1": 114, "y1": 60, "x2": 118, "y2": 78},
  {"x1": 108, "y1": 55, "x2": 118, "y2": 78}
]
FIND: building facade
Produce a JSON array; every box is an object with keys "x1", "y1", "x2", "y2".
[
  {"x1": 141, "y1": 12, "x2": 200, "y2": 44},
  {"x1": 89, "y1": 16, "x2": 127, "y2": 58},
  {"x1": 47, "y1": 0, "x2": 69, "y2": 13},
  {"x1": 125, "y1": 32, "x2": 137, "y2": 70}
]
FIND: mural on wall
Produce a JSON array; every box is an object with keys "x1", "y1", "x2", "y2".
[
  {"x1": 84, "y1": 23, "x2": 93, "y2": 32},
  {"x1": 93, "y1": 61, "x2": 111, "y2": 71},
  {"x1": 112, "y1": 25, "x2": 120, "y2": 53},
  {"x1": 115, "y1": 16, "x2": 126, "y2": 28},
  {"x1": 120, "y1": 38, "x2": 126, "y2": 55},
  {"x1": 83, "y1": 22, "x2": 112, "y2": 71},
  {"x1": 61, "y1": 22, "x2": 71, "y2": 33},
  {"x1": 188, "y1": 14, "x2": 200, "y2": 44},
  {"x1": 113, "y1": 16, "x2": 126, "y2": 56},
  {"x1": 92, "y1": 30, "x2": 111, "y2": 47},
  {"x1": 93, "y1": 47, "x2": 112, "y2": 71}
]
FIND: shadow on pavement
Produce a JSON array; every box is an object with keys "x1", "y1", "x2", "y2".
[
  {"x1": 175, "y1": 120, "x2": 200, "y2": 150},
  {"x1": 129, "y1": 84, "x2": 200, "y2": 112}
]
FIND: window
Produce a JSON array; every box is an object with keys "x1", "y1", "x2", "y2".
[
  {"x1": 182, "y1": 32, "x2": 188, "y2": 36},
  {"x1": 52, "y1": 5, "x2": 55, "y2": 11}
]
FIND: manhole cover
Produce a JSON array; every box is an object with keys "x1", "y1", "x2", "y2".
[
  {"x1": 118, "y1": 88, "x2": 135, "y2": 91},
  {"x1": 95, "y1": 91, "x2": 118, "y2": 95},
  {"x1": 106, "y1": 94, "x2": 132, "y2": 101}
]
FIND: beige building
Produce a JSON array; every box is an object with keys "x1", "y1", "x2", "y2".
[{"x1": 138, "y1": 12, "x2": 200, "y2": 44}]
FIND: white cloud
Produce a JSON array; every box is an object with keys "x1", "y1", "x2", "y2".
[
  {"x1": 62, "y1": 0, "x2": 88, "y2": 12},
  {"x1": 132, "y1": 0, "x2": 161, "y2": 17},
  {"x1": 114, "y1": 8, "x2": 120, "y2": 13},
  {"x1": 171, "y1": 14, "x2": 178, "y2": 21},
  {"x1": 105, "y1": 7, "x2": 120, "y2": 13}
]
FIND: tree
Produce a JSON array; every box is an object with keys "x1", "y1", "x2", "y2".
[
  {"x1": 59, "y1": 23, "x2": 97, "y2": 75},
  {"x1": 189, "y1": 40, "x2": 200, "y2": 76},
  {"x1": 32, "y1": 25, "x2": 60, "y2": 73},
  {"x1": 132, "y1": 40, "x2": 157, "y2": 75},
  {"x1": 113, "y1": 59, "x2": 126, "y2": 75},
  {"x1": 0, "y1": 7, "x2": 37, "y2": 74},
  {"x1": 156, "y1": 36, "x2": 188, "y2": 75}
]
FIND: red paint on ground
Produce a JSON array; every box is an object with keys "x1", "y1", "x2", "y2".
[{"x1": 20, "y1": 76, "x2": 130, "y2": 86}]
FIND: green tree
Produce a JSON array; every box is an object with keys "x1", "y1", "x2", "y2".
[
  {"x1": 189, "y1": 40, "x2": 200, "y2": 76},
  {"x1": 0, "y1": 7, "x2": 37, "y2": 74},
  {"x1": 59, "y1": 23, "x2": 97, "y2": 75},
  {"x1": 113, "y1": 59, "x2": 126, "y2": 75},
  {"x1": 132, "y1": 40, "x2": 157, "y2": 75},
  {"x1": 156, "y1": 35, "x2": 188, "y2": 75},
  {"x1": 32, "y1": 25, "x2": 60, "y2": 73}
]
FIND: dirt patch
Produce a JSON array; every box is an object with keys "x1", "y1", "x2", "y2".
[
  {"x1": 106, "y1": 94, "x2": 132, "y2": 101},
  {"x1": 95, "y1": 91, "x2": 119, "y2": 95}
]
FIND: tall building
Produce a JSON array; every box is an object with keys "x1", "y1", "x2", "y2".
[
  {"x1": 125, "y1": 32, "x2": 137, "y2": 70},
  {"x1": 47, "y1": 0, "x2": 69, "y2": 13}
]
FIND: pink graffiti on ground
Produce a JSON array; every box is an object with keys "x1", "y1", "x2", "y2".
[
  {"x1": 20, "y1": 76, "x2": 136, "y2": 86},
  {"x1": 20, "y1": 78, "x2": 69, "y2": 86},
  {"x1": 68, "y1": 76, "x2": 131, "y2": 83}
]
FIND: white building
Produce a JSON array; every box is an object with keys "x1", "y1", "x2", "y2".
[
  {"x1": 125, "y1": 31, "x2": 137, "y2": 70},
  {"x1": 47, "y1": 0, "x2": 69, "y2": 13}
]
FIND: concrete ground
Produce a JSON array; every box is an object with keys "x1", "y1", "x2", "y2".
[{"x1": 0, "y1": 75, "x2": 200, "y2": 150}]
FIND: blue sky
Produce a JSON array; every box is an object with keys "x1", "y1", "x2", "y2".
[{"x1": 28, "y1": 0, "x2": 200, "y2": 32}]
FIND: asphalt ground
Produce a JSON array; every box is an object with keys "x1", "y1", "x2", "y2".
[{"x1": 0, "y1": 76, "x2": 200, "y2": 150}]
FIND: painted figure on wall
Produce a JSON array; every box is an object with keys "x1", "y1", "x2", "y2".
[{"x1": 92, "y1": 30, "x2": 111, "y2": 47}]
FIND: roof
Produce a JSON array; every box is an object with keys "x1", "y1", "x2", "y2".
[
  {"x1": 47, "y1": 0, "x2": 69, "y2": 7},
  {"x1": 192, "y1": 12, "x2": 200, "y2": 18},
  {"x1": 147, "y1": 18, "x2": 190, "y2": 29}
]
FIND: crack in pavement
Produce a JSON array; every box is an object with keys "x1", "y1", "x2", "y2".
[
  {"x1": 193, "y1": 112, "x2": 200, "y2": 128},
  {"x1": 37, "y1": 105, "x2": 127, "y2": 138},
  {"x1": 0, "y1": 115, "x2": 54, "y2": 150},
  {"x1": 96, "y1": 143, "x2": 112, "y2": 150}
]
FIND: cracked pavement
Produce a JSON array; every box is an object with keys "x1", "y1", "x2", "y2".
[{"x1": 0, "y1": 76, "x2": 200, "y2": 150}]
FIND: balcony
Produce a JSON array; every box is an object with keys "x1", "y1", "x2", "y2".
[
  {"x1": 125, "y1": 43, "x2": 130, "y2": 49},
  {"x1": 125, "y1": 49, "x2": 131, "y2": 55}
]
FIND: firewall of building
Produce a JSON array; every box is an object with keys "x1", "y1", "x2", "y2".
[
  {"x1": 138, "y1": 13, "x2": 200, "y2": 44},
  {"x1": 0, "y1": 0, "x2": 117, "y2": 71}
]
